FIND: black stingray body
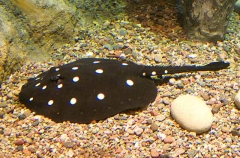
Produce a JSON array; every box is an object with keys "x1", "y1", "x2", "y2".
[{"x1": 19, "y1": 58, "x2": 229, "y2": 123}]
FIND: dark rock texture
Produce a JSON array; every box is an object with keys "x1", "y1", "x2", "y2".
[{"x1": 181, "y1": 0, "x2": 237, "y2": 42}]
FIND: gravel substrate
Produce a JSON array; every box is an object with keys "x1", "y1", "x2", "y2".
[{"x1": 0, "y1": 1, "x2": 240, "y2": 157}]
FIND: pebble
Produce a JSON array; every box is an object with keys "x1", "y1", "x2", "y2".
[
  {"x1": 171, "y1": 95, "x2": 213, "y2": 134},
  {"x1": 86, "y1": 51, "x2": 94, "y2": 57},
  {"x1": 16, "y1": 146, "x2": 23, "y2": 151},
  {"x1": 169, "y1": 78, "x2": 176, "y2": 85},
  {"x1": 231, "y1": 128, "x2": 240, "y2": 136},
  {"x1": 60, "y1": 134, "x2": 69, "y2": 142},
  {"x1": 24, "y1": 109, "x2": 31, "y2": 117},
  {"x1": 0, "y1": 127, "x2": 4, "y2": 134},
  {"x1": 187, "y1": 149, "x2": 198, "y2": 158},
  {"x1": 176, "y1": 82, "x2": 184, "y2": 89},
  {"x1": 150, "y1": 148, "x2": 159, "y2": 157},
  {"x1": 15, "y1": 139, "x2": 24, "y2": 145},
  {"x1": 23, "y1": 149, "x2": 31, "y2": 156},
  {"x1": 172, "y1": 148, "x2": 185, "y2": 157},
  {"x1": 201, "y1": 93, "x2": 210, "y2": 101},
  {"x1": 155, "y1": 114, "x2": 166, "y2": 121},
  {"x1": 18, "y1": 114, "x2": 26, "y2": 120},
  {"x1": 64, "y1": 141, "x2": 75, "y2": 148},
  {"x1": 221, "y1": 126, "x2": 230, "y2": 133},
  {"x1": 25, "y1": 138, "x2": 32, "y2": 144},
  {"x1": 103, "y1": 44, "x2": 113, "y2": 50},
  {"x1": 32, "y1": 120, "x2": 40, "y2": 126},
  {"x1": 134, "y1": 127, "x2": 144, "y2": 136},
  {"x1": 0, "y1": 102, "x2": 8, "y2": 108},
  {"x1": 154, "y1": 54, "x2": 162, "y2": 62},
  {"x1": 119, "y1": 29, "x2": 128, "y2": 36},
  {"x1": 150, "y1": 123, "x2": 158, "y2": 132},
  {"x1": 234, "y1": 90, "x2": 240, "y2": 109},
  {"x1": 211, "y1": 105, "x2": 221, "y2": 114},
  {"x1": 0, "y1": 112, "x2": 4, "y2": 118},
  {"x1": 162, "y1": 144, "x2": 171, "y2": 152},
  {"x1": 150, "y1": 110, "x2": 158, "y2": 116},
  {"x1": 162, "y1": 97, "x2": 170, "y2": 105},
  {"x1": 123, "y1": 48, "x2": 132, "y2": 55},
  {"x1": 163, "y1": 136, "x2": 174, "y2": 143}
]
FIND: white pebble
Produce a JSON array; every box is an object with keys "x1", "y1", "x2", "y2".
[
  {"x1": 234, "y1": 90, "x2": 240, "y2": 109},
  {"x1": 134, "y1": 126, "x2": 143, "y2": 136},
  {"x1": 171, "y1": 95, "x2": 213, "y2": 134}
]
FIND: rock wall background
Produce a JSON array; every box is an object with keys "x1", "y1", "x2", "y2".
[{"x1": 0, "y1": 0, "x2": 126, "y2": 82}]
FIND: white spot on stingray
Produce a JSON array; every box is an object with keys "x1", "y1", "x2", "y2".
[
  {"x1": 72, "y1": 67, "x2": 78, "y2": 70},
  {"x1": 97, "y1": 93, "x2": 105, "y2": 100},
  {"x1": 73, "y1": 76, "x2": 79, "y2": 82},
  {"x1": 48, "y1": 100, "x2": 54, "y2": 106},
  {"x1": 151, "y1": 71, "x2": 156, "y2": 75},
  {"x1": 35, "y1": 78, "x2": 40, "y2": 80},
  {"x1": 122, "y1": 63, "x2": 128, "y2": 66},
  {"x1": 42, "y1": 85, "x2": 47, "y2": 90},
  {"x1": 55, "y1": 68, "x2": 60, "y2": 72},
  {"x1": 164, "y1": 70, "x2": 168, "y2": 74},
  {"x1": 29, "y1": 97, "x2": 33, "y2": 102},
  {"x1": 35, "y1": 83, "x2": 41, "y2": 87},
  {"x1": 142, "y1": 72, "x2": 146, "y2": 76},
  {"x1": 70, "y1": 98, "x2": 77, "y2": 105},
  {"x1": 93, "y1": 61, "x2": 100, "y2": 64},
  {"x1": 57, "y1": 84, "x2": 63, "y2": 88},
  {"x1": 95, "y1": 69, "x2": 103, "y2": 74},
  {"x1": 126, "y1": 80, "x2": 134, "y2": 86}
]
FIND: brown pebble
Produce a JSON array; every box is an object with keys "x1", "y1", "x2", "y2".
[
  {"x1": 64, "y1": 141, "x2": 75, "y2": 148},
  {"x1": 150, "y1": 110, "x2": 158, "y2": 116},
  {"x1": 221, "y1": 126, "x2": 230, "y2": 133},
  {"x1": 201, "y1": 93, "x2": 210, "y2": 101},
  {"x1": 150, "y1": 123, "x2": 158, "y2": 132},
  {"x1": 150, "y1": 148, "x2": 159, "y2": 157},
  {"x1": 164, "y1": 136, "x2": 174, "y2": 143},
  {"x1": 231, "y1": 128, "x2": 240, "y2": 136},
  {"x1": 0, "y1": 112, "x2": 4, "y2": 118},
  {"x1": 211, "y1": 106, "x2": 220, "y2": 114},
  {"x1": 15, "y1": 139, "x2": 24, "y2": 145},
  {"x1": 23, "y1": 149, "x2": 31, "y2": 156},
  {"x1": 116, "y1": 147, "x2": 122, "y2": 153}
]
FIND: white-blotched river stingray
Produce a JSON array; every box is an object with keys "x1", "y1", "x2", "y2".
[{"x1": 19, "y1": 58, "x2": 229, "y2": 123}]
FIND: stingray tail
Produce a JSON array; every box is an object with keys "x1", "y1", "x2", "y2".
[
  {"x1": 169, "y1": 62, "x2": 230, "y2": 73},
  {"x1": 143, "y1": 62, "x2": 230, "y2": 77}
]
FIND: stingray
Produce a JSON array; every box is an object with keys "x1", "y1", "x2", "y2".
[{"x1": 19, "y1": 58, "x2": 229, "y2": 123}]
